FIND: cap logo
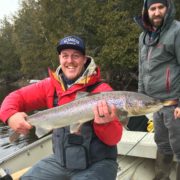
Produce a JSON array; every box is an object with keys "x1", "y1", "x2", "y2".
[{"x1": 63, "y1": 37, "x2": 80, "y2": 45}]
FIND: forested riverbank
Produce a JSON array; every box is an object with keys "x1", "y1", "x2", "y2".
[{"x1": 0, "y1": 0, "x2": 179, "y2": 90}]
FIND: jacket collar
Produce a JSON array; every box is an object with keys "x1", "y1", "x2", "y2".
[{"x1": 49, "y1": 56, "x2": 101, "y2": 92}]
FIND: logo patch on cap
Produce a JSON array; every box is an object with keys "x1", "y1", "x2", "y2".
[{"x1": 63, "y1": 37, "x2": 80, "y2": 45}]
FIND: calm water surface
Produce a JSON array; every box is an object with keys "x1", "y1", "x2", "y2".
[{"x1": 0, "y1": 85, "x2": 38, "y2": 160}]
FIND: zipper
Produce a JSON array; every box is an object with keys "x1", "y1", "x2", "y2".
[{"x1": 147, "y1": 47, "x2": 152, "y2": 63}]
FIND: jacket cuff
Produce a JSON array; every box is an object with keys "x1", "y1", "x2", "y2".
[
  {"x1": 93, "y1": 117, "x2": 123, "y2": 146},
  {"x1": 0, "y1": 110, "x2": 17, "y2": 124}
]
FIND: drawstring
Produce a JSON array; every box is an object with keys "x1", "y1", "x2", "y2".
[{"x1": 143, "y1": 29, "x2": 161, "y2": 46}]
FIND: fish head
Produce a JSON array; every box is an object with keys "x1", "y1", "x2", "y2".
[{"x1": 127, "y1": 96, "x2": 163, "y2": 116}]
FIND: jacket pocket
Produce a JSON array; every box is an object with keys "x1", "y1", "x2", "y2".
[{"x1": 64, "y1": 145, "x2": 88, "y2": 169}]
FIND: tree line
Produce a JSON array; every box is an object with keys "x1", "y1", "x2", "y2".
[{"x1": 0, "y1": 0, "x2": 179, "y2": 90}]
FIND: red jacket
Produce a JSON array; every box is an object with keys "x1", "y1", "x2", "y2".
[{"x1": 0, "y1": 68, "x2": 122, "y2": 146}]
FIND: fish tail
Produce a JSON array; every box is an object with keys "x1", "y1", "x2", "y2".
[{"x1": 9, "y1": 132, "x2": 21, "y2": 143}]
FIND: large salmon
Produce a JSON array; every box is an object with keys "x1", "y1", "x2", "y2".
[{"x1": 10, "y1": 91, "x2": 164, "y2": 142}]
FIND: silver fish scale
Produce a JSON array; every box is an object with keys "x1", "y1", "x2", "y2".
[{"x1": 24, "y1": 91, "x2": 163, "y2": 138}]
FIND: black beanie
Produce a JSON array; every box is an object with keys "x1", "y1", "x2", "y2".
[{"x1": 147, "y1": 0, "x2": 168, "y2": 9}]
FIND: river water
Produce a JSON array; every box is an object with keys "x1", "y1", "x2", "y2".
[{"x1": 0, "y1": 85, "x2": 38, "y2": 160}]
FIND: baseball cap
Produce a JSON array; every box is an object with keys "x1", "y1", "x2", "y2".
[{"x1": 57, "y1": 35, "x2": 85, "y2": 55}]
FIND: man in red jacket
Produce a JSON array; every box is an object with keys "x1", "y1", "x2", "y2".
[{"x1": 0, "y1": 35, "x2": 123, "y2": 180}]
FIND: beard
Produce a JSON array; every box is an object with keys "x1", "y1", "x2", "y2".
[{"x1": 149, "y1": 16, "x2": 164, "y2": 28}]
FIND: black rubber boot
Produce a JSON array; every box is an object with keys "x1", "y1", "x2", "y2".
[
  {"x1": 153, "y1": 151, "x2": 173, "y2": 180},
  {"x1": 176, "y1": 162, "x2": 180, "y2": 180}
]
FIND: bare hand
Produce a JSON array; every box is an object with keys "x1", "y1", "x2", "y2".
[
  {"x1": 174, "y1": 107, "x2": 180, "y2": 119},
  {"x1": 93, "y1": 100, "x2": 117, "y2": 124},
  {"x1": 7, "y1": 112, "x2": 32, "y2": 135}
]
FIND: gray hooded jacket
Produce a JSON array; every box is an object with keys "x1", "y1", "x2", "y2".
[{"x1": 134, "y1": 0, "x2": 180, "y2": 101}]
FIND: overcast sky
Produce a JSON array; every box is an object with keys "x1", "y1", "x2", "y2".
[{"x1": 0, "y1": 0, "x2": 20, "y2": 20}]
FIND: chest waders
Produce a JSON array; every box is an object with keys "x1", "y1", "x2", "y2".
[{"x1": 52, "y1": 82, "x2": 117, "y2": 170}]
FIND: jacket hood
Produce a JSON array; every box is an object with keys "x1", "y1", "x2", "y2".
[{"x1": 134, "y1": 0, "x2": 175, "y2": 32}]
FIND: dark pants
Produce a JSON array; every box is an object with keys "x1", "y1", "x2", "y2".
[
  {"x1": 20, "y1": 154, "x2": 118, "y2": 180},
  {"x1": 153, "y1": 106, "x2": 180, "y2": 161}
]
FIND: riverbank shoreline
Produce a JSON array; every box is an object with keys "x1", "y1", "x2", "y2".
[
  {"x1": 11, "y1": 79, "x2": 30, "y2": 87},
  {"x1": 0, "y1": 79, "x2": 31, "y2": 87}
]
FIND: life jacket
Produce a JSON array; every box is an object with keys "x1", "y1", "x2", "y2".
[{"x1": 52, "y1": 82, "x2": 117, "y2": 170}]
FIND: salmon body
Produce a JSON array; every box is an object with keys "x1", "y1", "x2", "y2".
[
  {"x1": 10, "y1": 91, "x2": 163, "y2": 142},
  {"x1": 27, "y1": 91, "x2": 163, "y2": 137}
]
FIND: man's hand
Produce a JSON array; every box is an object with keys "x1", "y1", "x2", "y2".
[
  {"x1": 7, "y1": 112, "x2": 32, "y2": 135},
  {"x1": 174, "y1": 107, "x2": 180, "y2": 119},
  {"x1": 93, "y1": 100, "x2": 117, "y2": 124}
]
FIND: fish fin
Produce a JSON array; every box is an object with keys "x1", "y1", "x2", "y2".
[
  {"x1": 9, "y1": 131, "x2": 21, "y2": 143},
  {"x1": 75, "y1": 92, "x2": 89, "y2": 99},
  {"x1": 116, "y1": 110, "x2": 128, "y2": 119},
  {"x1": 116, "y1": 110, "x2": 129, "y2": 126},
  {"x1": 70, "y1": 123, "x2": 83, "y2": 134},
  {"x1": 35, "y1": 126, "x2": 52, "y2": 138}
]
